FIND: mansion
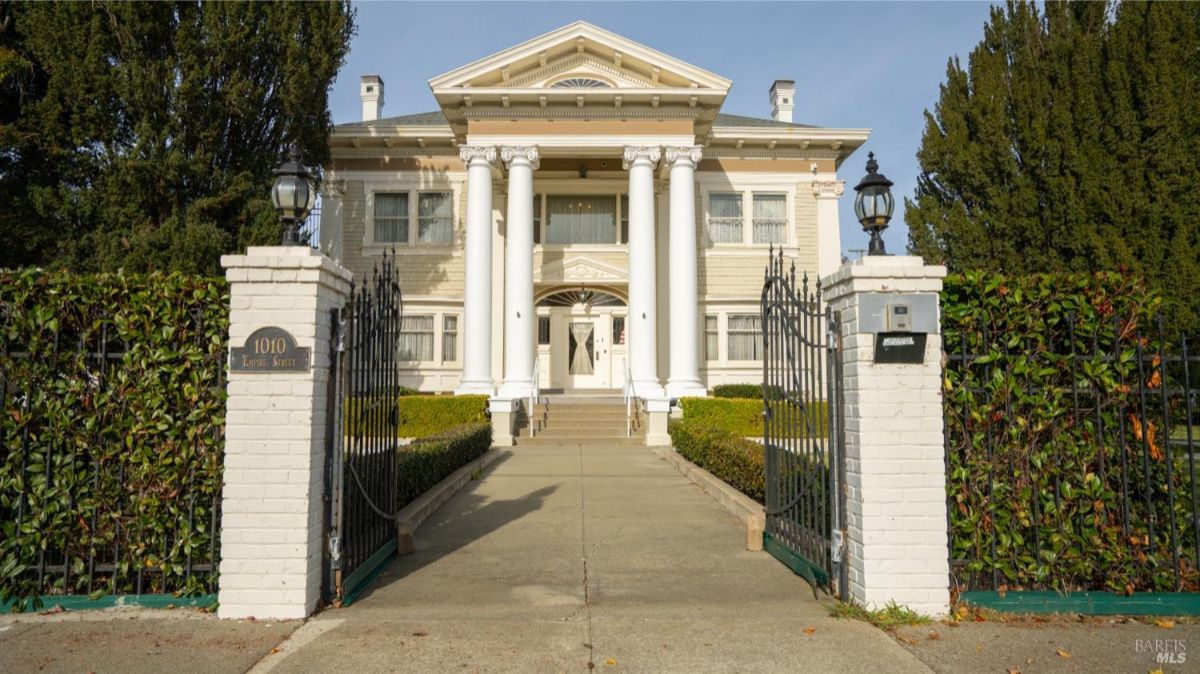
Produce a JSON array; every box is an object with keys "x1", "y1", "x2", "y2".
[{"x1": 318, "y1": 21, "x2": 868, "y2": 399}]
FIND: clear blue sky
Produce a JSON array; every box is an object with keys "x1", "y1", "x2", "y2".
[{"x1": 329, "y1": 1, "x2": 996, "y2": 258}]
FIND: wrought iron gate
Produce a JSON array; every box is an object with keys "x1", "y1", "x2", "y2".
[
  {"x1": 760, "y1": 248, "x2": 846, "y2": 599},
  {"x1": 323, "y1": 252, "x2": 404, "y2": 606}
]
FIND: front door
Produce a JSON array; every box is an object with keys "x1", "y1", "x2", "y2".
[{"x1": 566, "y1": 316, "x2": 610, "y2": 390}]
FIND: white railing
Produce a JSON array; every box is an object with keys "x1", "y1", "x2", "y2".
[
  {"x1": 623, "y1": 360, "x2": 635, "y2": 438},
  {"x1": 528, "y1": 356, "x2": 540, "y2": 438}
]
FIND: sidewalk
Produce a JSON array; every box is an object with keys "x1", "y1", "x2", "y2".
[{"x1": 256, "y1": 443, "x2": 929, "y2": 673}]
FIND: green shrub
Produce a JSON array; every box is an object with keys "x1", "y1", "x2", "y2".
[
  {"x1": 0, "y1": 270, "x2": 227, "y2": 608},
  {"x1": 680, "y1": 397, "x2": 825, "y2": 438},
  {"x1": 712, "y1": 383, "x2": 784, "y2": 400},
  {"x1": 399, "y1": 395, "x2": 488, "y2": 438},
  {"x1": 669, "y1": 420, "x2": 765, "y2": 503},
  {"x1": 396, "y1": 423, "x2": 492, "y2": 508}
]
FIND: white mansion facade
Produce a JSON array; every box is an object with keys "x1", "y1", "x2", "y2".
[{"x1": 319, "y1": 22, "x2": 868, "y2": 399}]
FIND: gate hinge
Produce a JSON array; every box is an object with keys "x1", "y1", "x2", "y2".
[
  {"x1": 831, "y1": 530, "x2": 845, "y2": 563},
  {"x1": 329, "y1": 534, "x2": 342, "y2": 569}
]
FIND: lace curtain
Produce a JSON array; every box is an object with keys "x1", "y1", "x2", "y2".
[
  {"x1": 398, "y1": 315, "x2": 434, "y2": 361},
  {"x1": 569, "y1": 322, "x2": 594, "y2": 374},
  {"x1": 727, "y1": 315, "x2": 762, "y2": 361},
  {"x1": 374, "y1": 193, "x2": 408, "y2": 243},
  {"x1": 708, "y1": 194, "x2": 743, "y2": 243},
  {"x1": 752, "y1": 194, "x2": 787, "y2": 244},
  {"x1": 546, "y1": 195, "x2": 616, "y2": 244},
  {"x1": 417, "y1": 192, "x2": 453, "y2": 244}
]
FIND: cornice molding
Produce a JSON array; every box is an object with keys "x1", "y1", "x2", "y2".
[
  {"x1": 458, "y1": 145, "x2": 498, "y2": 166},
  {"x1": 702, "y1": 148, "x2": 842, "y2": 160},
  {"x1": 463, "y1": 107, "x2": 700, "y2": 120},
  {"x1": 500, "y1": 145, "x2": 540, "y2": 170},
  {"x1": 331, "y1": 147, "x2": 460, "y2": 159},
  {"x1": 623, "y1": 145, "x2": 662, "y2": 169},
  {"x1": 664, "y1": 145, "x2": 703, "y2": 166}
]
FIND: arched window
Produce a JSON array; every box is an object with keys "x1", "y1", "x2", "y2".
[
  {"x1": 537, "y1": 289, "x2": 625, "y2": 307},
  {"x1": 550, "y1": 77, "x2": 611, "y2": 89}
]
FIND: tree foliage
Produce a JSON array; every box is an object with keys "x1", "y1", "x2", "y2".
[
  {"x1": 907, "y1": 1, "x2": 1200, "y2": 332},
  {"x1": 0, "y1": 1, "x2": 355, "y2": 275}
]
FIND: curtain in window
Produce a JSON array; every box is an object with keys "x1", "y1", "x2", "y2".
[
  {"x1": 727, "y1": 315, "x2": 762, "y2": 360},
  {"x1": 442, "y1": 315, "x2": 457, "y2": 361},
  {"x1": 753, "y1": 193, "x2": 787, "y2": 244},
  {"x1": 708, "y1": 194, "x2": 743, "y2": 243},
  {"x1": 568, "y1": 322, "x2": 595, "y2": 374},
  {"x1": 375, "y1": 193, "x2": 408, "y2": 243},
  {"x1": 705, "y1": 315, "x2": 718, "y2": 361},
  {"x1": 417, "y1": 192, "x2": 453, "y2": 244},
  {"x1": 398, "y1": 315, "x2": 434, "y2": 361},
  {"x1": 546, "y1": 195, "x2": 616, "y2": 244}
]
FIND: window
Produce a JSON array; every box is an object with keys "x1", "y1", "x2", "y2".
[
  {"x1": 705, "y1": 315, "x2": 718, "y2": 361},
  {"x1": 442, "y1": 315, "x2": 458, "y2": 362},
  {"x1": 708, "y1": 194, "x2": 743, "y2": 243},
  {"x1": 546, "y1": 195, "x2": 616, "y2": 244},
  {"x1": 417, "y1": 192, "x2": 453, "y2": 244},
  {"x1": 374, "y1": 193, "x2": 408, "y2": 243},
  {"x1": 533, "y1": 193, "x2": 541, "y2": 244},
  {"x1": 398, "y1": 315, "x2": 434, "y2": 361},
  {"x1": 537, "y1": 316, "x2": 551, "y2": 345},
  {"x1": 619, "y1": 195, "x2": 629, "y2": 244},
  {"x1": 727, "y1": 315, "x2": 762, "y2": 361},
  {"x1": 612, "y1": 315, "x2": 626, "y2": 345},
  {"x1": 752, "y1": 193, "x2": 787, "y2": 244}
]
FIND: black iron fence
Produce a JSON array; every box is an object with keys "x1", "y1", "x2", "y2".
[
  {"x1": 0, "y1": 275, "x2": 226, "y2": 608},
  {"x1": 945, "y1": 313, "x2": 1199, "y2": 594}
]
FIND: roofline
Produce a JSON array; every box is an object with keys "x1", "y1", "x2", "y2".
[
  {"x1": 428, "y1": 21, "x2": 732, "y2": 91},
  {"x1": 709, "y1": 127, "x2": 871, "y2": 142}
]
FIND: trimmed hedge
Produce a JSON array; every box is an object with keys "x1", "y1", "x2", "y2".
[
  {"x1": 0, "y1": 270, "x2": 227, "y2": 608},
  {"x1": 679, "y1": 397, "x2": 763, "y2": 437},
  {"x1": 712, "y1": 383, "x2": 783, "y2": 400},
  {"x1": 398, "y1": 395, "x2": 488, "y2": 438},
  {"x1": 669, "y1": 419, "x2": 765, "y2": 503},
  {"x1": 396, "y1": 423, "x2": 492, "y2": 508}
]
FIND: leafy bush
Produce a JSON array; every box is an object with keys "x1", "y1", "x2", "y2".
[
  {"x1": 669, "y1": 419, "x2": 765, "y2": 503},
  {"x1": 0, "y1": 270, "x2": 227, "y2": 608},
  {"x1": 399, "y1": 395, "x2": 488, "y2": 438},
  {"x1": 680, "y1": 396, "x2": 824, "y2": 438},
  {"x1": 396, "y1": 423, "x2": 492, "y2": 508},
  {"x1": 712, "y1": 383, "x2": 782, "y2": 400},
  {"x1": 943, "y1": 271, "x2": 1199, "y2": 593}
]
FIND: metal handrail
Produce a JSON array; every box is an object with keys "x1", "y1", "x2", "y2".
[
  {"x1": 528, "y1": 356, "x2": 540, "y2": 438},
  {"x1": 623, "y1": 360, "x2": 635, "y2": 438}
]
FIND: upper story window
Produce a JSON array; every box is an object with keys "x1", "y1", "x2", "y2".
[
  {"x1": 374, "y1": 193, "x2": 409, "y2": 243},
  {"x1": 545, "y1": 195, "x2": 617, "y2": 245},
  {"x1": 706, "y1": 191, "x2": 791, "y2": 246},
  {"x1": 417, "y1": 192, "x2": 453, "y2": 244},
  {"x1": 550, "y1": 77, "x2": 611, "y2": 88}
]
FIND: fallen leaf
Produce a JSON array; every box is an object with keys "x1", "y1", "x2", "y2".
[
  {"x1": 1057, "y1": 649, "x2": 1071, "y2": 658},
  {"x1": 897, "y1": 635, "x2": 920, "y2": 646},
  {"x1": 803, "y1": 627, "x2": 816, "y2": 635},
  {"x1": 1155, "y1": 619, "x2": 1175, "y2": 629},
  {"x1": 270, "y1": 648, "x2": 281, "y2": 654},
  {"x1": 1150, "y1": 669, "x2": 1165, "y2": 674},
  {"x1": 928, "y1": 631, "x2": 941, "y2": 641},
  {"x1": 1007, "y1": 668, "x2": 1020, "y2": 674},
  {"x1": 605, "y1": 658, "x2": 617, "y2": 666},
  {"x1": 412, "y1": 631, "x2": 428, "y2": 637}
]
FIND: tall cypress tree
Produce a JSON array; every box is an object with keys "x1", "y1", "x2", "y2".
[
  {"x1": 0, "y1": 2, "x2": 355, "y2": 274},
  {"x1": 907, "y1": 0, "x2": 1200, "y2": 331}
]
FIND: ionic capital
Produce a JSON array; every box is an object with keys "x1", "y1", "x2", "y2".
[
  {"x1": 459, "y1": 145, "x2": 498, "y2": 167},
  {"x1": 500, "y1": 145, "x2": 540, "y2": 170},
  {"x1": 623, "y1": 145, "x2": 662, "y2": 170},
  {"x1": 812, "y1": 180, "x2": 846, "y2": 199},
  {"x1": 664, "y1": 145, "x2": 703, "y2": 167}
]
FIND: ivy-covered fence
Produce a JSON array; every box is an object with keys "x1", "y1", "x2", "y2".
[
  {"x1": 944, "y1": 271, "x2": 1199, "y2": 595},
  {"x1": 0, "y1": 271, "x2": 228, "y2": 610}
]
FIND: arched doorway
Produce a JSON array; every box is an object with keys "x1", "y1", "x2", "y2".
[{"x1": 536, "y1": 287, "x2": 627, "y2": 391}]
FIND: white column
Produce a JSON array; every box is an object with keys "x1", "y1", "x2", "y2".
[
  {"x1": 624, "y1": 145, "x2": 664, "y2": 398},
  {"x1": 218, "y1": 246, "x2": 352, "y2": 620},
  {"x1": 823, "y1": 256, "x2": 950, "y2": 617},
  {"x1": 498, "y1": 146, "x2": 539, "y2": 399},
  {"x1": 455, "y1": 146, "x2": 498, "y2": 395},
  {"x1": 665, "y1": 146, "x2": 706, "y2": 399},
  {"x1": 813, "y1": 180, "x2": 845, "y2": 279}
]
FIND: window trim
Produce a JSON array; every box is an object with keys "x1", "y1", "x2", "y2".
[
  {"x1": 725, "y1": 313, "x2": 764, "y2": 364},
  {"x1": 363, "y1": 180, "x2": 463, "y2": 250},
  {"x1": 699, "y1": 181, "x2": 796, "y2": 248}
]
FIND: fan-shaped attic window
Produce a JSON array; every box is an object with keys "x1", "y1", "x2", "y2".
[{"x1": 551, "y1": 77, "x2": 611, "y2": 89}]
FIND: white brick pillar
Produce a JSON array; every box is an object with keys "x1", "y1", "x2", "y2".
[
  {"x1": 218, "y1": 246, "x2": 352, "y2": 620},
  {"x1": 822, "y1": 255, "x2": 950, "y2": 617}
]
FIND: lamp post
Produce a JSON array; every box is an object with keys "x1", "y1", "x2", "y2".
[
  {"x1": 271, "y1": 144, "x2": 317, "y2": 246},
  {"x1": 852, "y1": 152, "x2": 894, "y2": 256}
]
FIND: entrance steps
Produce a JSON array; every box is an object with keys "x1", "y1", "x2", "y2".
[{"x1": 516, "y1": 396, "x2": 645, "y2": 446}]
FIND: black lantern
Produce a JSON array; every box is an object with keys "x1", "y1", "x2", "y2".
[
  {"x1": 852, "y1": 151, "x2": 894, "y2": 256},
  {"x1": 271, "y1": 144, "x2": 317, "y2": 246}
]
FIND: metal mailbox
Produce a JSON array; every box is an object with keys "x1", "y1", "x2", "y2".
[{"x1": 857, "y1": 293, "x2": 938, "y2": 364}]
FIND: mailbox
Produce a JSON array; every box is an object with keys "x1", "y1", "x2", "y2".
[{"x1": 857, "y1": 293, "x2": 938, "y2": 364}]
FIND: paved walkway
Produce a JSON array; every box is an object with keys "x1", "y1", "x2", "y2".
[{"x1": 263, "y1": 443, "x2": 930, "y2": 673}]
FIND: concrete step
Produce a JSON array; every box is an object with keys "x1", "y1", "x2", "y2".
[
  {"x1": 532, "y1": 428, "x2": 643, "y2": 439},
  {"x1": 515, "y1": 436, "x2": 647, "y2": 447}
]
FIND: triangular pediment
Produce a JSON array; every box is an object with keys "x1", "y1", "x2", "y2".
[
  {"x1": 535, "y1": 256, "x2": 627, "y2": 284},
  {"x1": 429, "y1": 21, "x2": 730, "y2": 92}
]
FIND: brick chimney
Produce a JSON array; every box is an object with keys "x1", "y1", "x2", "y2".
[
  {"x1": 360, "y1": 75, "x2": 384, "y2": 122},
  {"x1": 769, "y1": 80, "x2": 795, "y2": 124}
]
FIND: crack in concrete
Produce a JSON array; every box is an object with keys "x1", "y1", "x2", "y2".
[{"x1": 578, "y1": 442, "x2": 597, "y2": 671}]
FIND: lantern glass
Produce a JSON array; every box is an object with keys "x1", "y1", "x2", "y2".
[{"x1": 854, "y1": 185, "x2": 894, "y2": 226}]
